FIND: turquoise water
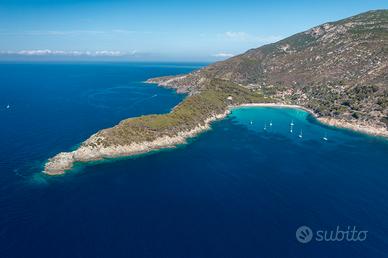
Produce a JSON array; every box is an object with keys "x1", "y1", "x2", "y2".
[{"x1": 0, "y1": 63, "x2": 388, "y2": 257}]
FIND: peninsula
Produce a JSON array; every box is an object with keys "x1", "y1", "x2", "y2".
[{"x1": 44, "y1": 10, "x2": 388, "y2": 175}]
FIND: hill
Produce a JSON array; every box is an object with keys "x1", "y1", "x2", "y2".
[{"x1": 150, "y1": 10, "x2": 388, "y2": 130}]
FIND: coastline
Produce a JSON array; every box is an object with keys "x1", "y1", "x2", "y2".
[
  {"x1": 236, "y1": 103, "x2": 388, "y2": 138},
  {"x1": 44, "y1": 111, "x2": 230, "y2": 175},
  {"x1": 317, "y1": 117, "x2": 388, "y2": 138},
  {"x1": 44, "y1": 103, "x2": 387, "y2": 176},
  {"x1": 235, "y1": 103, "x2": 318, "y2": 116}
]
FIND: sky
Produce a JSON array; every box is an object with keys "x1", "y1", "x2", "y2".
[{"x1": 0, "y1": 0, "x2": 387, "y2": 61}]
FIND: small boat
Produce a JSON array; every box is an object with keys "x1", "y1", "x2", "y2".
[
  {"x1": 250, "y1": 121, "x2": 253, "y2": 125},
  {"x1": 269, "y1": 120, "x2": 273, "y2": 127},
  {"x1": 323, "y1": 133, "x2": 328, "y2": 141},
  {"x1": 6, "y1": 104, "x2": 10, "y2": 109},
  {"x1": 290, "y1": 120, "x2": 294, "y2": 133},
  {"x1": 298, "y1": 130, "x2": 303, "y2": 138},
  {"x1": 264, "y1": 123, "x2": 267, "y2": 130}
]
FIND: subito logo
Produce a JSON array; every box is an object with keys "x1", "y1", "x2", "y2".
[{"x1": 296, "y1": 226, "x2": 313, "y2": 243}]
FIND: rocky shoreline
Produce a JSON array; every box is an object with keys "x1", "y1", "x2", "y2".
[
  {"x1": 44, "y1": 111, "x2": 230, "y2": 175},
  {"x1": 318, "y1": 117, "x2": 388, "y2": 138}
]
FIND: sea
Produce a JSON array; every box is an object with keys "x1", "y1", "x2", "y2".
[{"x1": 0, "y1": 62, "x2": 387, "y2": 258}]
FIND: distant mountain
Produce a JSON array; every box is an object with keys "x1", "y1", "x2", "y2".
[{"x1": 150, "y1": 10, "x2": 388, "y2": 129}]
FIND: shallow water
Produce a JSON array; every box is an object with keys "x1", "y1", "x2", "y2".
[{"x1": 0, "y1": 63, "x2": 387, "y2": 258}]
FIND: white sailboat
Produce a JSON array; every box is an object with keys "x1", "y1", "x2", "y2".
[
  {"x1": 6, "y1": 104, "x2": 10, "y2": 109},
  {"x1": 250, "y1": 120, "x2": 253, "y2": 125},
  {"x1": 289, "y1": 120, "x2": 294, "y2": 133},
  {"x1": 269, "y1": 120, "x2": 273, "y2": 127},
  {"x1": 323, "y1": 133, "x2": 328, "y2": 141},
  {"x1": 298, "y1": 129, "x2": 303, "y2": 138}
]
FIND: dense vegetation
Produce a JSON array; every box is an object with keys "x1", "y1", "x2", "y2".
[{"x1": 89, "y1": 79, "x2": 270, "y2": 147}]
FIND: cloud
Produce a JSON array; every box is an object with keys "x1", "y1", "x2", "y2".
[
  {"x1": 224, "y1": 31, "x2": 250, "y2": 40},
  {"x1": 0, "y1": 50, "x2": 137, "y2": 57},
  {"x1": 213, "y1": 52, "x2": 234, "y2": 58},
  {"x1": 222, "y1": 31, "x2": 282, "y2": 43},
  {"x1": 93, "y1": 50, "x2": 124, "y2": 56}
]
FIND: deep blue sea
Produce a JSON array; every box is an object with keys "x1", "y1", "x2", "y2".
[{"x1": 0, "y1": 62, "x2": 388, "y2": 258}]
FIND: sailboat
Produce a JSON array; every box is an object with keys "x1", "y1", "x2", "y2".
[
  {"x1": 250, "y1": 120, "x2": 253, "y2": 125},
  {"x1": 6, "y1": 104, "x2": 10, "y2": 109},
  {"x1": 323, "y1": 133, "x2": 328, "y2": 141},
  {"x1": 290, "y1": 120, "x2": 294, "y2": 126},
  {"x1": 298, "y1": 129, "x2": 303, "y2": 138},
  {"x1": 269, "y1": 120, "x2": 273, "y2": 127},
  {"x1": 264, "y1": 123, "x2": 267, "y2": 130}
]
